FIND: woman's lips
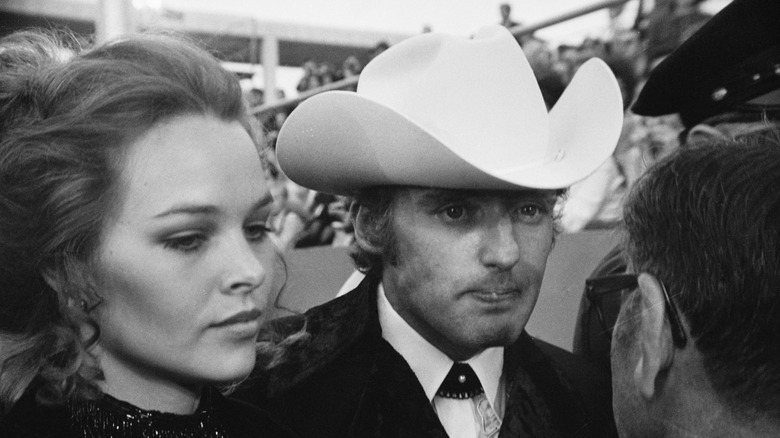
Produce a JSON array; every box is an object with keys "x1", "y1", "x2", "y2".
[{"x1": 212, "y1": 308, "x2": 263, "y2": 327}]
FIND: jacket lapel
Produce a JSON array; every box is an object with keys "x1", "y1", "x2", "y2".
[
  {"x1": 499, "y1": 333, "x2": 592, "y2": 438},
  {"x1": 344, "y1": 277, "x2": 450, "y2": 438}
]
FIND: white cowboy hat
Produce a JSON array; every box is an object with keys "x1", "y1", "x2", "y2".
[{"x1": 276, "y1": 25, "x2": 623, "y2": 194}]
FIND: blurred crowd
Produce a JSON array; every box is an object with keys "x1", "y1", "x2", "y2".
[{"x1": 247, "y1": 0, "x2": 715, "y2": 250}]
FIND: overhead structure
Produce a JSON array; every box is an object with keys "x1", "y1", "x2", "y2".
[{"x1": 0, "y1": 0, "x2": 410, "y2": 101}]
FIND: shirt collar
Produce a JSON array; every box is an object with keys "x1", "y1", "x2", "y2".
[{"x1": 377, "y1": 283, "x2": 504, "y2": 404}]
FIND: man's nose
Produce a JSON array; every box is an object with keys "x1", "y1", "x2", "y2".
[{"x1": 479, "y1": 215, "x2": 522, "y2": 270}]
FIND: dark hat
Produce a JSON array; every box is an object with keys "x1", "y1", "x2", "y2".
[{"x1": 632, "y1": 0, "x2": 780, "y2": 128}]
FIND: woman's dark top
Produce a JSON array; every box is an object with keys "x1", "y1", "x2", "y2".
[{"x1": 0, "y1": 385, "x2": 298, "y2": 438}]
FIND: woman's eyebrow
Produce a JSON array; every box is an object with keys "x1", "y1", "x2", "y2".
[
  {"x1": 154, "y1": 193, "x2": 274, "y2": 219},
  {"x1": 153, "y1": 204, "x2": 218, "y2": 219}
]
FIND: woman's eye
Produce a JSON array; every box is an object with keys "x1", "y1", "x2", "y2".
[
  {"x1": 164, "y1": 234, "x2": 205, "y2": 253},
  {"x1": 245, "y1": 223, "x2": 272, "y2": 241}
]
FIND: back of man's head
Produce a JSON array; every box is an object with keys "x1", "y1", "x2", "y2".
[{"x1": 622, "y1": 130, "x2": 780, "y2": 424}]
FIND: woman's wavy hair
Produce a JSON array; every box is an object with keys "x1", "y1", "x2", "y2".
[{"x1": 0, "y1": 29, "x2": 263, "y2": 411}]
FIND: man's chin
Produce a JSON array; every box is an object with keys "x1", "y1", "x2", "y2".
[{"x1": 472, "y1": 324, "x2": 527, "y2": 349}]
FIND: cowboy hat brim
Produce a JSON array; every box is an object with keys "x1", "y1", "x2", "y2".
[{"x1": 277, "y1": 58, "x2": 622, "y2": 195}]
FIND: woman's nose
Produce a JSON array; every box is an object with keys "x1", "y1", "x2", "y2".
[{"x1": 220, "y1": 235, "x2": 267, "y2": 295}]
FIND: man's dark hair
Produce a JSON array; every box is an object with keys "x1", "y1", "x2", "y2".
[
  {"x1": 622, "y1": 130, "x2": 780, "y2": 421},
  {"x1": 348, "y1": 187, "x2": 398, "y2": 278}
]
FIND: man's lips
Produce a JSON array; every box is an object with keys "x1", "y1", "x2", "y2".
[{"x1": 467, "y1": 288, "x2": 523, "y2": 301}]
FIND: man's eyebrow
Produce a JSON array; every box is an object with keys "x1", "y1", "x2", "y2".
[
  {"x1": 417, "y1": 188, "x2": 557, "y2": 204},
  {"x1": 153, "y1": 193, "x2": 274, "y2": 218}
]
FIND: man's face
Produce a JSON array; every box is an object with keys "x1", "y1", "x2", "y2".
[{"x1": 382, "y1": 187, "x2": 557, "y2": 360}]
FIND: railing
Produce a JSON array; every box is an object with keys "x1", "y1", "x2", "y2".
[{"x1": 251, "y1": 0, "x2": 631, "y2": 118}]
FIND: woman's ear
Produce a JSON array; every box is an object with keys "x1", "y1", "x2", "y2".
[
  {"x1": 42, "y1": 262, "x2": 97, "y2": 311},
  {"x1": 633, "y1": 272, "x2": 676, "y2": 400},
  {"x1": 350, "y1": 202, "x2": 383, "y2": 255},
  {"x1": 41, "y1": 267, "x2": 64, "y2": 294}
]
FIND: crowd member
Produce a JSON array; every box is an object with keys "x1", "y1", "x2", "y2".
[
  {"x1": 498, "y1": 3, "x2": 520, "y2": 29},
  {"x1": 367, "y1": 40, "x2": 390, "y2": 62},
  {"x1": 498, "y1": 3, "x2": 536, "y2": 47},
  {"x1": 559, "y1": 58, "x2": 640, "y2": 233},
  {"x1": 575, "y1": 0, "x2": 780, "y2": 371},
  {"x1": 0, "y1": 31, "x2": 296, "y2": 437},
  {"x1": 236, "y1": 24, "x2": 624, "y2": 438},
  {"x1": 609, "y1": 133, "x2": 780, "y2": 437},
  {"x1": 633, "y1": 0, "x2": 780, "y2": 143},
  {"x1": 523, "y1": 38, "x2": 566, "y2": 109},
  {"x1": 643, "y1": 0, "x2": 712, "y2": 69},
  {"x1": 339, "y1": 55, "x2": 362, "y2": 80}
]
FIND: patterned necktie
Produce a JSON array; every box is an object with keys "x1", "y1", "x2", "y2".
[{"x1": 437, "y1": 363, "x2": 502, "y2": 438}]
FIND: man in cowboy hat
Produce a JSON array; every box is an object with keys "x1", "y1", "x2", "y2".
[
  {"x1": 575, "y1": 0, "x2": 780, "y2": 372},
  {"x1": 237, "y1": 24, "x2": 623, "y2": 438}
]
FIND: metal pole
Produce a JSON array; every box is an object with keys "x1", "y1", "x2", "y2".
[
  {"x1": 507, "y1": 0, "x2": 631, "y2": 38},
  {"x1": 96, "y1": 0, "x2": 135, "y2": 43},
  {"x1": 262, "y1": 34, "x2": 280, "y2": 104}
]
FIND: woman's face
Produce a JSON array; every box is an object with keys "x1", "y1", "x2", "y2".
[{"x1": 91, "y1": 114, "x2": 279, "y2": 393}]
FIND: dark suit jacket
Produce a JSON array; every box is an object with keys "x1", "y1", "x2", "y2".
[{"x1": 236, "y1": 276, "x2": 617, "y2": 438}]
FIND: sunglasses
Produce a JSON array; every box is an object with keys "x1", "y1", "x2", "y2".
[{"x1": 584, "y1": 274, "x2": 687, "y2": 349}]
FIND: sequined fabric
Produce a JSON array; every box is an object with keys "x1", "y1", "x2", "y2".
[{"x1": 68, "y1": 391, "x2": 228, "y2": 438}]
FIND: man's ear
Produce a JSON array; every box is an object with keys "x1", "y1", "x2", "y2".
[
  {"x1": 350, "y1": 201, "x2": 383, "y2": 254},
  {"x1": 633, "y1": 272, "x2": 675, "y2": 400}
]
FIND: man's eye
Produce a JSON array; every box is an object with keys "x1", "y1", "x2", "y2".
[
  {"x1": 443, "y1": 205, "x2": 466, "y2": 220},
  {"x1": 520, "y1": 205, "x2": 541, "y2": 217},
  {"x1": 515, "y1": 204, "x2": 547, "y2": 223}
]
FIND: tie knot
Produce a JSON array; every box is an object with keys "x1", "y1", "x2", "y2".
[{"x1": 437, "y1": 363, "x2": 484, "y2": 399}]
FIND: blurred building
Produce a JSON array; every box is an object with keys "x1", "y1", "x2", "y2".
[{"x1": 0, "y1": 0, "x2": 410, "y2": 102}]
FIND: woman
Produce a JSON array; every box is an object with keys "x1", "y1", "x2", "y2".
[{"x1": 0, "y1": 31, "x2": 297, "y2": 437}]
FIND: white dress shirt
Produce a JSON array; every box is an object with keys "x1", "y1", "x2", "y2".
[{"x1": 377, "y1": 284, "x2": 505, "y2": 438}]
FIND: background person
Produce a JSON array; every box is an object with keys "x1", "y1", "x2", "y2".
[
  {"x1": 610, "y1": 133, "x2": 780, "y2": 437},
  {"x1": 574, "y1": 0, "x2": 780, "y2": 371},
  {"x1": 0, "y1": 31, "x2": 296, "y2": 437},
  {"x1": 236, "y1": 24, "x2": 624, "y2": 438}
]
